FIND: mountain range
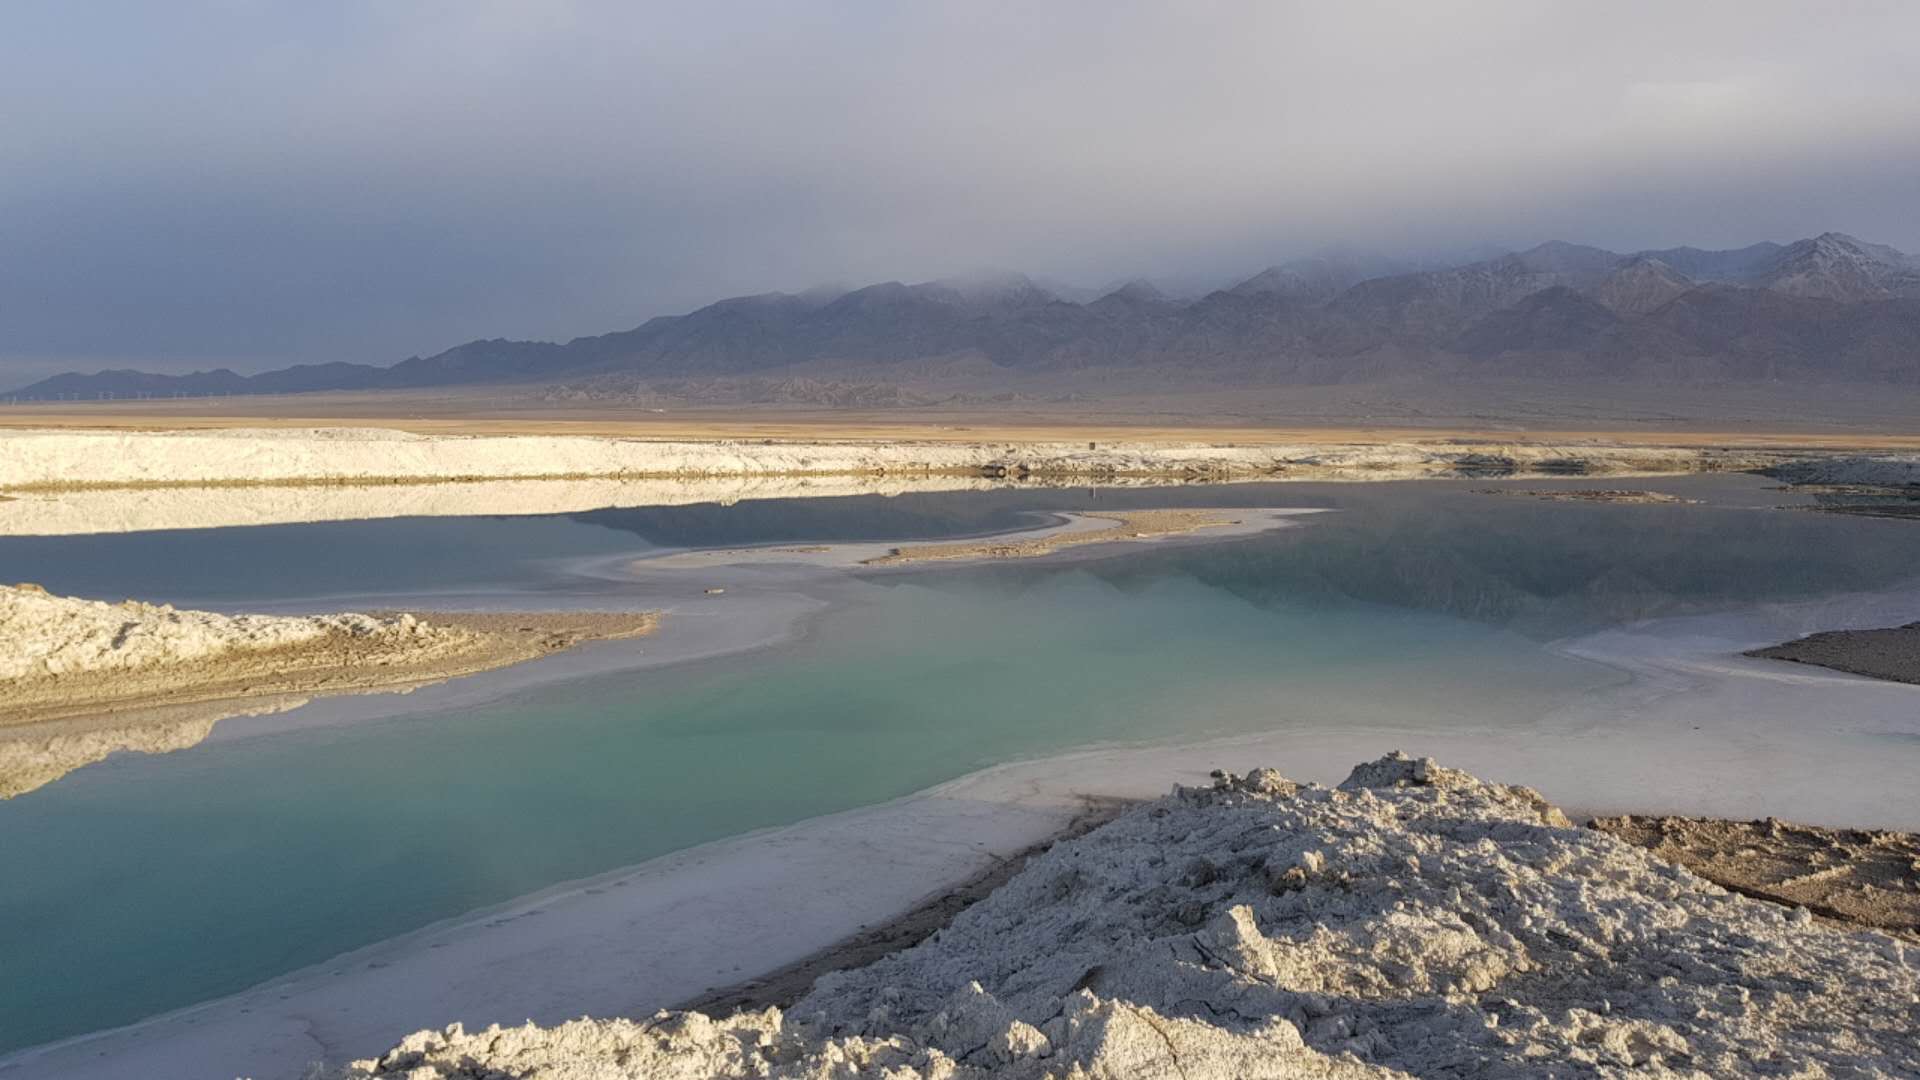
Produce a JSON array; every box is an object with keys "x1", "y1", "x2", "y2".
[{"x1": 14, "y1": 232, "x2": 1920, "y2": 400}]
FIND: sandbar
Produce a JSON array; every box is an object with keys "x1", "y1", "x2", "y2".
[
  {"x1": 861, "y1": 509, "x2": 1237, "y2": 565},
  {"x1": 1472, "y1": 487, "x2": 1694, "y2": 504}
]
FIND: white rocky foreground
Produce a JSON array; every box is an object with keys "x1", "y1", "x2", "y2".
[
  {"x1": 0, "y1": 426, "x2": 1785, "y2": 490},
  {"x1": 340, "y1": 754, "x2": 1917, "y2": 1079}
]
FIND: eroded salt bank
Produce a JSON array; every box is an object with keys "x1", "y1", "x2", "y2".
[
  {"x1": 0, "y1": 582, "x2": 458, "y2": 683},
  {"x1": 341, "y1": 754, "x2": 1919, "y2": 1079},
  {"x1": 0, "y1": 584, "x2": 658, "y2": 796}
]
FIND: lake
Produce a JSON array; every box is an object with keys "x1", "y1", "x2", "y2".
[{"x1": 3, "y1": 474, "x2": 1918, "y2": 1054}]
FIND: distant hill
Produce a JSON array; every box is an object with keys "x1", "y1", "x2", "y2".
[
  {"x1": 13, "y1": 233, "x2": 1920, "y2": 400},
  {"x1": 1589, "y1": 258, "x2": 1695, "y2": 315}
]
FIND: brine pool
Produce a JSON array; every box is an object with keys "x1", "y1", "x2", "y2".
[{"x1": 3, "y1": 475, "x2": 1919, "y2": 1056}]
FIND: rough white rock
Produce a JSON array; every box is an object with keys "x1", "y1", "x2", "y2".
[
  {"x1": 0, "y1": 582, "x2": 459, "y2": 682},
  {"x1": 339, "y1": 753, "x2": 1919, "y2": 1079}
]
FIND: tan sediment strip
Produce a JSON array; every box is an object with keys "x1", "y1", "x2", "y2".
[
  {"x1": 0, "y1": 610, "x2": 657, "y2": 798},
  {"x1": 860, "y1": 509, "x2": 1239, "y2": 566},
  {"x1": 0, "y1": 468, "x2": 996, "y2": 496},
  {"x1": 1745, "y1": 622, "x2": 1920, "y2": 686},
  {"x1": 1471, "y1": 488, "x2": 1695, "y2": 504},
  {"x1": 1593, "y1": 815, "x2": 1920, "y2": 936}
]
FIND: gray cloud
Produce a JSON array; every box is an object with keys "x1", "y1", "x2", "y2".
[{"x1": 4, "y1": 1, "x2": 1918, "y2": 372}]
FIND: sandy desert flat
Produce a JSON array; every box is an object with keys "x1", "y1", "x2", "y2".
[{"x1": 10, "y1": 407, "x2": 1920, "y2": 449}]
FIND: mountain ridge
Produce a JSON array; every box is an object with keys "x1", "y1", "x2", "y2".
[{"x1": 13, "y1": 234, "x2": 1920, "y2": 399}]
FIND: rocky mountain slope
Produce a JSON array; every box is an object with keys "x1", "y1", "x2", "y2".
[
  {"x1": 337, "y1": 754, "x2": 1920, "y2": 1079},
  {"x1": 15, "y1": 234, "x2": 1920, "y2": 399}
]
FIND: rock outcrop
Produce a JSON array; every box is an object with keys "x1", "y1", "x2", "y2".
[{"x1": 339, "y1": 754, "x2": 1919, "y2": 1078}]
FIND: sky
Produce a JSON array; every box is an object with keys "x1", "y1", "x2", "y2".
[{"x1": 4, "y1": 2, "x2": 1918, "y2": 378}]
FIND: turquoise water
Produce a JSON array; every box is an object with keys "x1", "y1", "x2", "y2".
[{"x1": 3, "y1": 475, "x2": 1919, "y2": 1051}]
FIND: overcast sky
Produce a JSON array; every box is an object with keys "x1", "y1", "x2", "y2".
[{"x1": 4, "y1": 1, "x2": 1917, "y2": 377}]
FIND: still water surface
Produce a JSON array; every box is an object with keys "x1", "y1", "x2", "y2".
[{"x1": 2, "y1": 476, "x2": 1917, "y2": 1052}]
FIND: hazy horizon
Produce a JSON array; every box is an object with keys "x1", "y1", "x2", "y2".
[{"x1": 7, "y1": 2, "x2": 1919, "y2": 378}]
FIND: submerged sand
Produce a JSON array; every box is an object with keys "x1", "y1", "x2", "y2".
[
  {"x1": 1471, "y1": 488, "x2": 1694, "y2": 504},
  {"x1": 1746, "y1": 622, "x2": 1920, "y2": 685},
  {"x1": 0, "y1": 586, "x2": 657, "y2": 797},
  {"x1": 861, "y1": 509, "x2": 1239, "y2": 565},
  {"x1": 339, "y1": 755, "x2": 1920, "y2": 1079}
]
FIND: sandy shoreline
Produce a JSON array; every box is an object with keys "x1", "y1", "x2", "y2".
[{"x1": 9, "y1": 401, "x2": 1920, "y2": 444}]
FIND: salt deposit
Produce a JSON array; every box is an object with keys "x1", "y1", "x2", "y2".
[
  {"x1": 0, "y1": 582, "x2": 455, "y2": 683},
  {"x1": 0, "y1": 585, "x2": 658, "y2": 795},
  {"x1": 340, "y1": 754, "x2": 1919, "y2": 1079},
  {"x1": 0, "y1": 473, "x2": 1012, "y2": 537},
  {"x1": 0, "y1": 426, "x2": 1837, "y2": 537},
  {"x1": 0, "y1": 426, "x2": 1788, "y2": 492}
]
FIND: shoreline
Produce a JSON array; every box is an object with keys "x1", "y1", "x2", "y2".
[
  {"x1": 673, "y1": 793, "x2": 1138, "y2": 1018},
  {"x1": 9, "y1": 576, "x2": 1920, "y2": 1078},
  {"x1": 0, "y1": 424, "x2": 1805, "y2": 494}
]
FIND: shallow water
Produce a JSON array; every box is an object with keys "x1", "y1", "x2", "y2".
[{"x1": 2, "y1": 475, "x2": 1918, "y2": 1053}]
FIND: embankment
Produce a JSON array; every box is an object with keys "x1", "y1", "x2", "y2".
[
  {"x1": 339, "y1": 754, "x2": 1919, "y2": 1079},
  {"x1": 0, "y1": 426, "x2": 1792, "y2": 492}
]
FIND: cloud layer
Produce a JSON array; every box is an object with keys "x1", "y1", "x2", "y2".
[{"x1": 5, "y1": 1, "x2": 1917, "y2": 372}]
